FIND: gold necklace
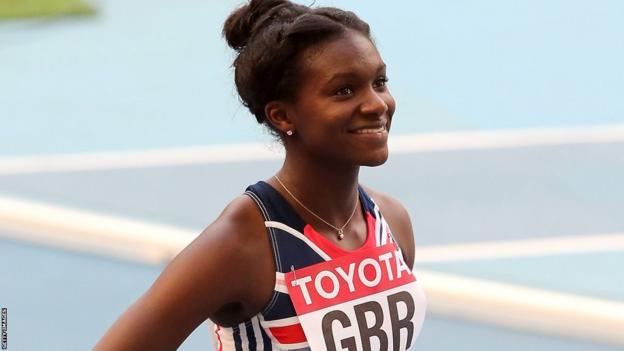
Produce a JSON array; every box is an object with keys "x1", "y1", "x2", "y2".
[{"x1": 274, "y1": 175, "x2": 359, "y2": 240}]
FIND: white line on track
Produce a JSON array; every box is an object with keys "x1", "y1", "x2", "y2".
[
  {"x1": 415, "y1": 233, "x2": 624, "y2": 263},
  {"x1": 0, "y1": 195, "x2": 196, "y2": 265},
  {"x1": 1, "y1": 124, "x2": 623, "y2": 175},
  {"x1": 0, "y1": 142, "x2": 283, "y2": 175},
  {"x1": 421, "y1": 270, "x2": 624, "y2": 346}
]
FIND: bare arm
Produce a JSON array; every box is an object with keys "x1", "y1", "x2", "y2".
[{"x1": 93, "y1": 195, "x2": 273, "y2": 350}]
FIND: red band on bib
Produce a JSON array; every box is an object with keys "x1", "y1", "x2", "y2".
[{"x1": 285, "y1": 244, "x2": 414, "y2": 315}]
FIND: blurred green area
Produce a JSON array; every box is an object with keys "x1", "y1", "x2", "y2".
[{"x1": 0, "y1": 0, "x2": 95, "y2": 20}]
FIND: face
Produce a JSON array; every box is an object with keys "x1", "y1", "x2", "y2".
[{"x1": 284, "y1": 30, "x2": 396, "y2": 167}]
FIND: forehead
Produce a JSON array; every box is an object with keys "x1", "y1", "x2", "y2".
[{"x1": 299, "y1": 31, "x2": 384, "y2": 83}]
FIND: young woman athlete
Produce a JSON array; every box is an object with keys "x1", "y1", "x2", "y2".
[{"x1": 94, "y1": 0, "x2": 426, "y2": 350}]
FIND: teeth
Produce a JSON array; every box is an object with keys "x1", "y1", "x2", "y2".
[{"x1": 354, "y1": 126, "x2": 385, "y2": 134}]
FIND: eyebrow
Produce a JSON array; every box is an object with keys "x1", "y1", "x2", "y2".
[{"x1": 324, "y1": 63, "x2": 387, "y2": 86}]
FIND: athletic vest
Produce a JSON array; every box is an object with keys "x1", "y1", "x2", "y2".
[{"x1": 212, "y1": 181, "x2": 426, "y2": 351}]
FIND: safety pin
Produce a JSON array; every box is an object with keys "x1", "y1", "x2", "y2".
[{"x1": 290, "y1": 265, "x2": 297, "y2": 285}]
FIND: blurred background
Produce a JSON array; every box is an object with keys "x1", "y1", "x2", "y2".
[{"x1": 1, "y1": 0, "x2": 623, "y2": 350}]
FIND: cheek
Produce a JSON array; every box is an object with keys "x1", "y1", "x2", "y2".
[
  {"x1": 293, "y1": 110, "x2": 339, "y2": 143},
  {"x1": 293, "y1": 98, "x2": 358, "y2": 142},
  {"x1": 303, "y1": 104, "x2": 352, "y2": 132}
]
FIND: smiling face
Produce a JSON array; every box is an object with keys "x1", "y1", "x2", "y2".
[{"x1": 282, "y1": 30, "x2": 396, "y2": 167}]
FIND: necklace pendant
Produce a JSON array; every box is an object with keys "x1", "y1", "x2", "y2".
[{"x1": 337, "y1": 229, "x2": 344, "y2": 240}]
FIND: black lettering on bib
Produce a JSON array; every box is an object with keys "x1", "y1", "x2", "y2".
[
  {"x1": 388, "y1": 291, "x2": 416, "y2": 351},
  {"x1": 322, "y1": 310, "x2": 356, "y2": 351},
  {"x1": 354, "y1": 301, "x2": 388, "y2": 351}
]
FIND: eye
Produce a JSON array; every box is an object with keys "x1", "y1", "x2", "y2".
[
  {"x1": 374, "y1": 75, "x2": 389, "y2": 89},
  {"x1": 335, "y1": 87, "x2": 354, "y2": 96}
]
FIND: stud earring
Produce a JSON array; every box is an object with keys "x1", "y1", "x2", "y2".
[{"x1": 286, "y1": 130, "x2": 294, "y2": 136}]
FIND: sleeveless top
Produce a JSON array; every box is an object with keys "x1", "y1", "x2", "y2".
[{"x1": 212, "y1": 181, "x2": 427, "y2": 351}]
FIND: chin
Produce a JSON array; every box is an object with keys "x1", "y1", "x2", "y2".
[{"x1": 360, "y1": 149, "x2": 389, "y2": 167}]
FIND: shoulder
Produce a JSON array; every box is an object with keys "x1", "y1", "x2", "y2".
[
  {"x1": 152, "y1": 194, "x2": 274, "y2": 319},
  {"x1": 185, "y1": 194, "x2": 267, "y2": 269},
  {"x1": 208, "y1": 193, "x2": 268, "y2": 246},
  {"x1": 361, "y1": 185, "x2": 416, "y2": 269},
  {"x1": 191, "y1": 194, "x2": 274, "y2": 299}
]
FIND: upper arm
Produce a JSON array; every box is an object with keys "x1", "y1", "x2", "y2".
[
  {"x1": 94, "y1": 195, "x2": 269, "y2": 350},
  {"x1": 364, "y1": 187, "x2": 416, "y2": 269}
]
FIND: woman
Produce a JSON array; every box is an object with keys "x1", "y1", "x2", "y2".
[{"x1": 94, "y1": 0, "x2": 426, "y2": 350}]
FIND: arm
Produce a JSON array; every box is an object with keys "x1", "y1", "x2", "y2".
[{"x1": 93, "y1": 195, "x2": 273, "y2": 350}]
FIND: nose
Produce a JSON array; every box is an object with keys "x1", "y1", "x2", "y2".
[{"x1": 359, "y1": 88, "x2": 389, "y2": 117}]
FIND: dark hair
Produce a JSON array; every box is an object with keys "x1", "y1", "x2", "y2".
[{"x1": 222, "y1": 0, "x2": 371, "y2": 137}]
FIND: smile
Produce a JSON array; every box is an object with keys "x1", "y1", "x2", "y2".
[{"x1": 352, "y1": 126, "x2": 386, "y2": 134}]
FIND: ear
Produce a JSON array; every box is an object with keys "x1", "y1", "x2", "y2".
[{"x1": 265, "y1": 101, "x2": 295, "y2": 135}]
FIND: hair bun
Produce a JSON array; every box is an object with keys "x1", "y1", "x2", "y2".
[{"x1": 222, "y1": 0, "x2": 293, "y2": 51}]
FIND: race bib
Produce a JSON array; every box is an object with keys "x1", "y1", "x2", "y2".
[{"x1": 285, "y1": 244, "x2": 426, "y2": 351}]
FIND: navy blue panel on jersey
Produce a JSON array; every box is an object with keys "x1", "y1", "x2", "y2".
[
  {"x1": 270, "y1": 228, "x2": 326, "y2": 271},
  {"x1": 246, "y1": 181, "x2": 306, "y2": 229},
  {"x1": 262, "y1": 291, "x2": 298, "y2": 321}
]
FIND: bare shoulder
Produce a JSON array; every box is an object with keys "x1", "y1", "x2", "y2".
[
  {"x1": 166, "y1": 194, "x2": 275, "y2": 320},
  {"x1": 361, "y1": 185, "x2": 416, "y2": 269},
  {"x1": 94, "y1": 194, "x2": 274, "y2": 350}
]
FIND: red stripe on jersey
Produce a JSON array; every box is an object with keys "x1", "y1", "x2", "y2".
[
  {"x1": 268, "y1": 323, "x2": 307, "y2": 344},
  {"x1": 303, "y1": 212, "x2": 377, "y2": 259}
]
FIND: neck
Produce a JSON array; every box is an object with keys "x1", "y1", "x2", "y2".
[{"x1": 272, "y1": 151, "x2": 361, "y2": 227}]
